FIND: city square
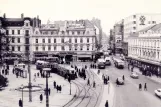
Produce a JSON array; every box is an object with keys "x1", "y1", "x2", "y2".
[{"x1": 1, "y1": 0, "x2": 161, "y2": 107}]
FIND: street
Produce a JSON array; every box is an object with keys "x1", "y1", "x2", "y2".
[{"x1": 76, "y1": 60, "x2": 161, "y2": 107}]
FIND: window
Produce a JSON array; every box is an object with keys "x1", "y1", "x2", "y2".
[
  {"x1": 75, "y1": 38, "x2": 77, "y2": 43},
  {"x1": 69, "y1": 45, "x2": 72, "y2": 51},
  {"x1": 36, "y1": 39, "x2": 38, "y2": 43},
  {"x1": 69, "y1": 38, "x2": 71, "y2": 43},
  {"x1": 61, "y1": 38, "x2": 64, "y2": 43},
  {"x1": 43, "y1": 46, "x2": 45, "y2": 51},
  {"x1": 48, "y1": 46, "x2": 51, "y2": 50},
  {"x1": 17, "y1": 38, "x2": 20, "y2": 43},
  {"x1": 18, "y1": 46, "x2": 20, "y2": 51},
  {"x1": 80, "y1": 45, "x2": 83, "y2": 50},
  {"x1": 133, "y1": 21, "x2": 136, "y2": 24},
  {"x1": 48, "y1": 39, "x2": 51, "y2": 43},
  {"x1": 152, "y1": 21, "x2": 156, "y2": 24},
  {"x1": 25, "y1": 46, "x2": 29, "y2": 51},
  {"x1": 12, "y1": 30, "x2": 14, "y2": 35},
  {"x1": 25, "y1": 30, "x2": 29, "y2": 36},
  {"x1": 54, "y1": 38, "x2": 56, "y2": 43},
  {"x1": 80, "y1": 38, "x2": 83, "y2": 43},
  {"x1": 87, "y1": 46, "x2": 89, "y2": 50},
  {"x1": 26, "y1": 23, "x2": 29, "y2": 26},
  {"x1": 36, "y1": 46, "x2": 38, "y2": 51},
  {"x1": 43, "y1": 39, "x2": 45, "y2": 43},
  {"x1": 133, "y1": 27, "x2": 136, "y2": 30},
  {"x1": 72, "y1": 31, "x2": 74, "y2": 35},
  {"x1": 12, "y1": 46, "x2": 15, "y2": 51},
  {"x1": 51, "y1": 31, "x2": 54, "y2": 35},
  {"x1": 75, "y1": 46, "x2": 77, "y2": 50},
  {"x1": 61, "y1": 46, "x2": 64, "y2": 50},
  {"x1": 12, "y1": 37, "x2": 15, "y2": 43},
  {"x1": 133, "y1": 15, "x2": 136, "y2": 18},
  {"x1": 25, "y1": 38, "x2": 29, "y2": 44},
  {"x1": 77, "y1": 31, "x2": 80, "y2": 35},
  {"x1": 6, "y1": 30, "x2": 9, "y2": 35},
  {"x1": 62, "y1": 31, "x2": 64, "y2": 35},
  {"x1": 87, "y1": 38, "x2": 89, "y2": 43},
  {"x1": 18, "y1": 30, "x2": 20, "y2": 35},
  {"x1": 54, "y1": 46, "x2": 57, "y2": 50}
]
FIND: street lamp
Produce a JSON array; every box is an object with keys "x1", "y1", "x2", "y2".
[
  {"x1": 68, "y1": 76, "x2": 71, "y2": 95},
  {"x1": 43, "y1": 68, "x2": 51, "y2": 107},
  {"x1": 21, "y1": 84, "x2": 24, "y2": 107}
]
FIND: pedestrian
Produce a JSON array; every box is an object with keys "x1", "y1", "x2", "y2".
[
  {"x1": 139, "y1": 83, "x2": 142, "y2": 91},
  {"x1": 40, "y1": 94, "x2": 43, "y2": 103},
  {"x1": 122, "y1": 75, "x2": 125, "y2": 81},
  {"x1": 54, "y1": 81, "x2": 56, "y2": 88},
  {"x1": 93, "y1": 81, "x2": 96, "y2": 88},
  {"x1": 19, "y1": 98, "x2": 22, "y2": 107},
  {"x1": 105, "y1": 100, "x2": 109, "y2": 107},
  {"x1": 144, "y1": 83, "x2": 147, "y2": 91},
  {"x1": 60, "y1": 85, "x2": 62, "y2": 93},
  {"x1": 12, "y1": 68, "x2": 15, "y2": 74},
  {"x1": 108, "y1": 76, "x2": 109, "y2": 81},
  {"x1": 56, "y1": 85, "x2": 59, "y2": 92},
  {"x1": 48, "y1": 88, "x2": 51, "y2": 95},
  {"x1": 116, "y1": 78, "x2": 119, "y2": 86},
  {"x1": 87, "y1": 79, "x2": 90, "y2": 85},
  {"x1": 37, "y1": 72, "x2": 39, "y2": 77}
]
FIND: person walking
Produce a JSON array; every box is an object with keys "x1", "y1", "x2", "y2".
[
  {"x1": 19, "y1": 98, "x2": 22, "y2": 107},
  {"x1": 48, "y1": 88, "x2": 51, "y2": 95},
  {"x1": 139, "y1": 83, "x2": 142, "y2": 91},
  {"x1": 93, "y1": 81, "x2": 96, "y2": 88},
  {"x1": 87, "y1": 79, "x2": 90, "y2": 86},
  {"x1": 122, "y1": 75, "x2": 125, "y2": 81},
  {"x1": 40, "y1": 94, "x2": 43, "y2": 103},
  {"x1": 144, "y1": 83, "x2": 147, "y2": 91},
  {"x1": 105, "y1": 100, "x2": 109, "y2": 107}
]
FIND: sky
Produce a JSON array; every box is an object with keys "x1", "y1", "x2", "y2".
[{"x1": 0, "y1": 0, "x2": 161, "y2": 35}]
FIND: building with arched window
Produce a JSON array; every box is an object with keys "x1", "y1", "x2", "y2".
[{"x1": 128, "y1": 23, "x2": 161, "y2": 76}]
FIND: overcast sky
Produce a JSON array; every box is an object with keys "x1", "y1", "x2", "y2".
[{"x1": 0, "y1": 0, "x2": 161, "y2": 35}]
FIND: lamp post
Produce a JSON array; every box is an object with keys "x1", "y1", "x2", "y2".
[
  {"x1": 43, "y1": 68, "x2": 51, "y2": 107},
  {"x1": 21, "y1": 84, "x2": 24, "y2": 107}
]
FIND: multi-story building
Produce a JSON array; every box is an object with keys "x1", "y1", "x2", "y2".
[
  {"x1": 0, "y1": 14, "x2": 97, "y2": 62},
  {"x1": 128, "y1": 24, "x2": 161, "y2": 76},
  {"x1": 124, "y1": 13, "x2": 161, "y2": 42},
  {"x1": 32, "y1": 20, "x2": 96, "y2": 61},
  {"x1": 0, "y1": 13, "x2": 41, "y2": 63},
  {"x1": 113, "y1": 21, "x2": 124, "y2": 54}
]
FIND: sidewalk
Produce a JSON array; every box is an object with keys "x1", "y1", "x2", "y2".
[
  {"x1": 0, "y1": 65, "x2": 76, "y2": 107},
  {"x1": 133, "y1": 67, "x2": 161, "y2": 84},
  {"x1": 91, "y1": 69, "x2": 115, "y2": 107}
]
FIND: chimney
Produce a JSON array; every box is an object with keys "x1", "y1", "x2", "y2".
[
  {"x1": 21, "y1": 13, "x2": 24, "y2": 18},
  {"x1": 3, "y1": 13, "x2": 6, "y2": 18}
]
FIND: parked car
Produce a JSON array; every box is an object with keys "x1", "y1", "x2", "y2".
[
  {"x1": 130, "y1": 72, "x2": 139, "y2": 79},
  {"x1": 97, "y1": 58, "x2": 106, "y2": 69},
  {"x1": 117, "y1": 77, "x2": 124, "y2": 85},
  {"x1": 155, "y1": 89, "x2": 161, "y2": 98}
]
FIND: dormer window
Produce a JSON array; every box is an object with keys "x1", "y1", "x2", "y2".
[{"x1": 26, "y1": 23, "x2": 29, "y2": 26}]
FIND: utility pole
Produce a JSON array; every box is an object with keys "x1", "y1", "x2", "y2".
[{"x1": 28, "y1": 52, "x2": 32, "y2": 102}]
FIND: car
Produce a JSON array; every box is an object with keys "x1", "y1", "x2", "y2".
[
  {"x1": 130, "y1": 72, "x2": 139, "y2": 79},
  {"x1": 104, "y1": 57, "x2": 111, "y2": 66},
  {"x1": 155, "y1": 89, "x2": 161, "y2": 98},
  {"x1": 117, "y1": 77, "x2": 124, "y2": 85}
]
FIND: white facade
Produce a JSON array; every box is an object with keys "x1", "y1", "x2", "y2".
[
  {"x1": 128, "y1": 30, "x2": 161, "y2": 64},
  {"x1": 124, "y1": 13, "x2": 161, "y2": 42}
]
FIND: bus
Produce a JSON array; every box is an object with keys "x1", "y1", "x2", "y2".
[
  {"x1": 34, "y1": 57, "x2": 60, "y2": 64},
  {"x1": 113, "y1": 58, "x2": 124, "y2": 69}
]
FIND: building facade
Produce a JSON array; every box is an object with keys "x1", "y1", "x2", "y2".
[
  {"x1": 32, "y1": 20, "x2": 96, "y2": 61},
  {"x1": 128, "y1": 24, "x2": 161, "y2": 76},
  {"x1": 124, "y1": 13, "x2": 161, "y2": 42},
  {"x1": 0, "y1": 14, "x2": 41, "y2": 63},
  {"x1": 0, "y1": 14, "x2": 96, "y2": 62}
]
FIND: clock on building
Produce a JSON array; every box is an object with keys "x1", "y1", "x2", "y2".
[{"x1": 140, "y1": 16, "x2": 146, "y2": 25}]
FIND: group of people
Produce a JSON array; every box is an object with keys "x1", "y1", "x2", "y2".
[
  {"x1": 1, "y1": 64, "x2": 9, "y2": 76},
  {"x1": 87, "y1": 79, "x2": 96, "y2": 88},
  {"x1": 139, "y1": 83, "x2": 147, "y2": 91},
  {"x1": 90, "y1": 63, "x2": 97, "y2": 69},
  {"x1": 53, "y1": 81, "x2": 62, "y2": 93},
  {"x1": 102, "y1": 74, "x2": 109, "y2": 85}
]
